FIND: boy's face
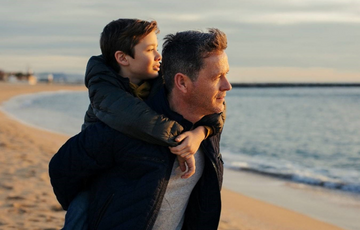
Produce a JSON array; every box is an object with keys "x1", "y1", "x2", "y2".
[{"x1": 126, "y1": 31, "x2": 161, "y2": 83}]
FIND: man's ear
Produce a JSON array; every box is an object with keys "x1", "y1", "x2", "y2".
[
  {"x1": 174, "y1": 73, "x2": 191, "y2": 93},
  {"x1": 114, "y1": 51, "x2": 129, "y2": 66}
]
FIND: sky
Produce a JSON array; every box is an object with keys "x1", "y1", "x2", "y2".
[{"x1": 0, "y1": 0, "x2": 359, "y2": 83}]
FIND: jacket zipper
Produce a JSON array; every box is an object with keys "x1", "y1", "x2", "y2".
[{"x1": 218, "y1": 153, "x2": 224, "y2": 164}]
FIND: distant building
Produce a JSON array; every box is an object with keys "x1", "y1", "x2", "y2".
[
  {"x1": 47, "y1": 74, "x2": 54, "y2": 84},
  {"x1": 8, "y1": 75, "x2": 18, "y2": 83},
  {"x1": 1, "y1": 68, "x2": 38, "y2": 84},
  {"x1": 0, "y1": 69, "x2": 5, "y2": 81},
  {"x1": 28, "y1": 75, "x2": 37, "y2": 85},
  {"x1": 26, "y1": 68, "x2": 37, "y2": 85}
]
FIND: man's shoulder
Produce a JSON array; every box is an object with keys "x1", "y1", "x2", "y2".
[
  {"x1": 82, "y1": 121, "x2": 154, "y2": 147},
  {"x1": 81, "y1": 121, "x2": 126, "y2": 143},
  {"x1": 202, "y1": 133, "x2": 221, "y2": 151}
]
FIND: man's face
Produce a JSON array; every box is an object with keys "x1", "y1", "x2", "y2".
[
  {"x1": 187, "y1": 51, "x2": 232, "y2": 116},
  {"x1": 127, "y1": 31, "x2": 162, "y2": 82}
]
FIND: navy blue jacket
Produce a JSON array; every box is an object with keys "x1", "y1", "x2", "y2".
[{"x1": 49, "y1": 88, "x2": 224, "y2": 230}]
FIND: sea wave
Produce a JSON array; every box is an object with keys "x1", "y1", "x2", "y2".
[{"x1": 225, "y1": 158, "x2": 360, "y2": 193}]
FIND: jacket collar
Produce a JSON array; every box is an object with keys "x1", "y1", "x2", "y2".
[{"x1": 146, "y1": 87, "x2": 193, "y2": 131}]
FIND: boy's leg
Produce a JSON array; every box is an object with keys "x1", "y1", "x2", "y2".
[{"x1": 62, "y1": 190, "x2": 90, "y2": 230}]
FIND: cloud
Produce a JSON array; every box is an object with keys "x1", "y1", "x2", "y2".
[
  {"x1": 237, "y1": 12, "x2": 360, "y2": 24},
  {"x1": 0, "y1": 0, "x2": 359, "y2": 81}
]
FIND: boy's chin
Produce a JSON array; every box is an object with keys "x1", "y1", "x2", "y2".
[{"x1": 147, "y1": 72, "x2": 160, "y2": 79}]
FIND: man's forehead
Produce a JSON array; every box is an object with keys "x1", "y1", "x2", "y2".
[{"x1": 203, "y1": 51, "x2": 229, "y2": 71}]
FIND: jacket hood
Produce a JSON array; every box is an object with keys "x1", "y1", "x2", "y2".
[{"x1": 84, "y1": 55, "x2": 120, "y2": 88}]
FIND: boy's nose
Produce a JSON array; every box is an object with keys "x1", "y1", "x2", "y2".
[{"x1": 155, "y1": 50, "x2": 162, "y2": 61}]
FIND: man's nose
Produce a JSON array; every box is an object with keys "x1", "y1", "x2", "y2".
[{"x1": 221, "y1": 77, "x2": 232, "y2": 91}]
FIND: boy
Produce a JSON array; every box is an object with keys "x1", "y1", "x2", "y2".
[
  {"x1": 84, "y1": 18, "x2": 224, "y2": 177},
  {"x1": 61, "y1": 18, "x2": 224, "y2": 229}
]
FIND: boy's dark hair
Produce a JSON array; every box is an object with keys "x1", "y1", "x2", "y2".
[
  {"x1": 100, "y1": 19, "x2": 159, "y2": 73},
  {"x1": 161, "y1": 28, "x2": 227, "y2": 92}
]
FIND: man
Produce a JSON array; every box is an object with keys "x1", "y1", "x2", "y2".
[{"x1": 49, "y1": 28, "x2": 231, "y2": 230}]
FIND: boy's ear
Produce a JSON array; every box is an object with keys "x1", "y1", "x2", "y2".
[
  {"x1": 173, "y1": 73, "x2": 191, "y2": 93},
  {"x1": 114, "y1": 51, "x2": 129, "y2": 66}
]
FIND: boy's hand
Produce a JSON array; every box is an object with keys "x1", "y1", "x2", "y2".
[
  {"x1": 169, "y1": 126, "x2": 206, "y2": 159},
  {"x1": 177, "y1": 155, "x2": 196, "y2": 179},
  {"x1": 171, "y1": 126, "x2": 206, "y2": 179}
]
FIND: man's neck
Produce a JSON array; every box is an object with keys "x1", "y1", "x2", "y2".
[{"x1": 168, "y1": 92, "x2": 203, "y2": 124}]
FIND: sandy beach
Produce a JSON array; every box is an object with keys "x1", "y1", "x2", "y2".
[{"x1": 0, "y1": 82, "x2": 346, "y2": 230}]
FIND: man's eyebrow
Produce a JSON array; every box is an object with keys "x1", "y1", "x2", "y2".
[{"x1": 221, "y1": 69, "x2": 229, "y2": 75}]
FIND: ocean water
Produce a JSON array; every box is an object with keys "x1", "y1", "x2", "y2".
[
  {"x1": 1, "y1": 90, "x2": 89, "y2": 135},
  {"x1": 221, "y1": 87, "x2": 360, "y2": 194},
  {"x1": 2, "y1": 87, "x2": 360, "y2": 194}
]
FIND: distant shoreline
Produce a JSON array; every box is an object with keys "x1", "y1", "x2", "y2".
[{"x1": 231, "y1": 83, "x2": 360, "y2": 88}]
